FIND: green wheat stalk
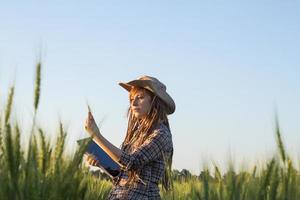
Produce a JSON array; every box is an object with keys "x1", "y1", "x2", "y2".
[
  {"x1": 258, "y1": 158, "x2": 275, "y2": 200},
  {"x1": 31, "y1": 61, "x2": 42, "y2": 135},
  {"x1": 0, "y1": 116, "x2": 3, "y2": 158},
  {"x1": 202, "y1": 169, "x2": 209, "y2": 200},
  {"x1": 275, "y1": 115, "x2": 287, "y2": 165},
  {"x1": 4, "y1": 86, "x2": 14, "y2": 125},
  {"x1": 214, "y1": 165, "x2": 224, "y2": 200},
  {"x1": 34, "y1": 61, "x2": 41, "y2": 112},
  {"x1": 269, "y1": 165, "x2": 279, "y2": 200}
]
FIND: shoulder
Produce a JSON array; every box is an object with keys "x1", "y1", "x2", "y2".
[
  {"x1": 147, "y1": 123, "x2": 173, "y2": 150},
  {"x1": 151, "y1": 123, "x2": 171, "y2": 137}
]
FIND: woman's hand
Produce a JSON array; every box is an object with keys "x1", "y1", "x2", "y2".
[
  {"x1": 85, "y1": 111, "x2": 101, "y2": 138},
  {"x1": 84, "y1": 153, "x2": 99, "y2": 167}
]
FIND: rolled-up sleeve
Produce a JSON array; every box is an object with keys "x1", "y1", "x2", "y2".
[{"x1": 119, "y1": 128, "x2": 172, "y2": 171}]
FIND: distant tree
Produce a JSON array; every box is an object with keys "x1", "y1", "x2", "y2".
[{"x1": 180, "y1": 169, "x2": 192, "y2": 181}]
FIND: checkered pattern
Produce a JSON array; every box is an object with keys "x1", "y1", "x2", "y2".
[{"x1": 107, "y1": 123, "x2": 173, "y2": 200}]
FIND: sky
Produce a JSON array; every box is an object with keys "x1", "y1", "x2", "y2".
[{"x1": 0, "y1": 1, "x2": 299, "y2": 174}]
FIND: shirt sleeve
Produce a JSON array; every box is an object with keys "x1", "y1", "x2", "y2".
[{"x1": 119, "y1": 128, "x2": 173, "y2": 171}]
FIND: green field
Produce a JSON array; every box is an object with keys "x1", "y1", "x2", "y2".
[{"x1": 0, "y1": 62, "x2": 299, "y2": 200}]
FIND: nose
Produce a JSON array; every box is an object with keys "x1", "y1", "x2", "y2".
[{"x1": 131, "y1": 96, "x2": 138, "y2": 106}]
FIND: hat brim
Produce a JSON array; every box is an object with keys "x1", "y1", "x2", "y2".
[
  {"x1": 119, "y1": 80, "x2": 175, "y2": 114},
  {"x1": 118, "y1": 82, "x2": 132, "y2": 92},
  {"x1": 119, "y1": 80, "x2": 153, "y2": 93}
]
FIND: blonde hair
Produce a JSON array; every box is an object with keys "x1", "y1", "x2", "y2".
[{"x1": 122, "y1": 87, "x2": 173, "y2": 191}]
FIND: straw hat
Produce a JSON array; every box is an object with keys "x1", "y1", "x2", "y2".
[{"x1": 119, "y1": 76, "x2": 176, "y2": 114}]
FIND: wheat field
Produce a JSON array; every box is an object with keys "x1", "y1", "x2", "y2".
[{"x1": 0, "y1": 62, "x2": 299, "y2": 200}]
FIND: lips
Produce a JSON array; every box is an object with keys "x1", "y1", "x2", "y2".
[{"x1": 132, "y1": 108, "x2": 140, "y2": 111}]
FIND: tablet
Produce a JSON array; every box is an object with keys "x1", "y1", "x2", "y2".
[{"x1": 77, "y1": 137, "x2": 121, "y2": 178}]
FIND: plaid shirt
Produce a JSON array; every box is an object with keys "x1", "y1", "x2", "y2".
[{"x1": 107, "y1": 123, "x2": 173, "y2": 200}]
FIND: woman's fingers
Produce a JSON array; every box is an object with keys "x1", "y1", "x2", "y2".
[
  {"x1": 84, "y1": 118, "x2": 89, "y2": 130},
  {"x1": 85, "y1": 112, "x2": 101, "y2": 138},
  {"x1": 85, "y1": 113, "x2": 94, "y2": 130},
  {"x1": 88, "y1": 112, "x2": 94, "y2": 121},
  {"x1": 85, "y1": 154, "x2": 99, "y2": 166},
  {"x1": 89, "y1": 155, "x2": 97, "y2": 166}
]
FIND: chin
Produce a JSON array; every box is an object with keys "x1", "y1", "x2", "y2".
[
  {"x1": 134, "y1": 114, "x2": 142, "y2": 119},
  {"x1": 133, "y1": 112, "x2": 146, "y2": 119}
]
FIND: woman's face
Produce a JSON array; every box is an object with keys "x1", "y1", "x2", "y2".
[{"x1": 130, "y1": 88, "x2": 152, "y2": 119}]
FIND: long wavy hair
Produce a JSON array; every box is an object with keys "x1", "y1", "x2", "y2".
[{"x1": 122, "y1": 87, "x2": 173, "y2": 191}]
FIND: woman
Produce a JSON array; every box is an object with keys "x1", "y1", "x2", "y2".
[{"x1": 85, "y1": 75, "x2": 175, "y2": 199}]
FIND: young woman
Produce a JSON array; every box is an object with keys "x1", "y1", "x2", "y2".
[{"x1": 85, "y1": 75, "x2": 175, "y2": 199}]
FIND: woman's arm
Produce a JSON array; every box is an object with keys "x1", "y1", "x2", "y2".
[
  {"x1": 93, "y1": 131, "x2": 122, "y2": 164},
  {"x1": 85, "y1": 112, "x2": 123, "y2": 165}
]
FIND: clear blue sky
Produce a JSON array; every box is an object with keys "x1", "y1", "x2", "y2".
[{"x1": 0, "y1": 1, "x2": 299, "y2": 174}]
